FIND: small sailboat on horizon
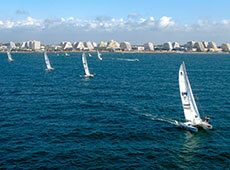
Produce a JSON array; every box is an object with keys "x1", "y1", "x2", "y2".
[
  {"x1": 7, "y1": 49, "x2": 14, "y2": 62},
  {"x1": 97, "y1": 50, "x2": 102, "y2": 60},
  {"x1": 176, "y1": 62, "x2": 212, "y2": 132},
  {"x1": 44, "y1": 51, "x2": 54, "y2": 71},
  {"x1": 82, "y1": 53, "x2": 94, "y2": 77}
]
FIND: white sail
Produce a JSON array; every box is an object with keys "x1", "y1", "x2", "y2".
[
  {"x1": 82, "y1": 53, "x2": 91, "y2": 76},
  {"x1": 179, "y1": 62, "x2": 201, "y2": 124},
  {"x1": 7, "y1": 50, "x2": 13, "y2": 62},
  {"x1": 44, "y1": 52, "x2": 54, "y2": 70},
  {"x1": 88, "y1": 53, "x2": 92, "y2": 57},
  {"x1": 97, "y1": 50, "x2": 102, "y2": 60}
]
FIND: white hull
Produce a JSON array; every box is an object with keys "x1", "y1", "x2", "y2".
[
  {"x1": 46, "y1": 67, "x2": 55, "y2": 71},
  {"x1": 175, "y1": 121, "x2": 198, "y2": 132},
  {"x1": 84, "y1": 74, "x2": 94, "y2": 78},
  {"x1": 176, "y1": 120, "x2": 212, "y2": 132}
]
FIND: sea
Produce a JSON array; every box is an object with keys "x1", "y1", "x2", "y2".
[{"x1": 0, "y1": 52, "x2": 229, "y2": 169}]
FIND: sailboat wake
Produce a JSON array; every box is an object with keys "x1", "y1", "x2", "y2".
[
  {"x1": 112, "y1": 58, "x2": 139, "y2": 62},
  {"x1": 143, "y1": 113, "x2": 178, "y2": 126}
]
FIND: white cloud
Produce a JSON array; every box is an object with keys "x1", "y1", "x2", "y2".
[
  {"x1": 158, "y1": 16, "x2": 175, "y2": 28},
  {"x1": 0, "y1": 15, "x2": 230, "y2": 44},
  {"x1": 0, "y1": 16, "x2": 230, "y2": 33},
  {"x1": 221, "y1": 19, "x2": 230, "y2": 24}
]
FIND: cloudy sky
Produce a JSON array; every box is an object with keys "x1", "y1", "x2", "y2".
[{"x1": 0, "y1": 0, "x2": 230, "y2": 45}]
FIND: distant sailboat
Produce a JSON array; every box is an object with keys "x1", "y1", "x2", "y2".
[
  {"x1": 97, "y1": 50, "x2": 102, "y2": 60},
  {"x1": 65, "y1": 52, "x2": 69, "y2": 56},
  {"x1": 176, "y1": 62, "x2": 212, "y2": 132},
  {"x1": 44, "y1": 51, "x2": 54, "y2": 71},
  {"x1": 88, "y1": 53, "x2": 92, "y2": 57},
  {"x1": 82, "y1": 53, "x2": 94, "y2": 77},
  {"x1": 7, "y1": 49, "x2": 14, "y2": 62},
  {"x1": 114, "y1": 58, "x2": 139, "y2": 62}
]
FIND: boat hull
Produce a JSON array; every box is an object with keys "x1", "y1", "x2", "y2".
[{"x1": 176, "y1": 122, "x2": 198, "y2": 132}]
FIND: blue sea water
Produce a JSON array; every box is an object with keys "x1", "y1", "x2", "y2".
[{"x1": 0, "y1": 52, "x2": 229, "y2": 169}]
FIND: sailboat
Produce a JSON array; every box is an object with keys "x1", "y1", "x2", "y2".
[
  {"x1": 44, "y1": 51, "x2": 54, "y2": 71},
  {"x1": 88, "y1": 53, "x2": 92, "y2": 57},
  {"x1": 82, "y1": 53, "x2": 94, "y2": 77},
  {"x1": 7, "y1": 49, "x2": 14, "y2": 62},
  {"x1": 97, "y1": 50, "x2": 102, "y2": 60},
  {"x1": 176, "y1": 62, "x2": 212, "y2": 132}
]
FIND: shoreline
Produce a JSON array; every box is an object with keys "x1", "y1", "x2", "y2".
[{"x1": 1, "y1": 50, "x2": 230, "y2": 54}]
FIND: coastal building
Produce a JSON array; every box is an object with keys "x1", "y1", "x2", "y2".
[
  {"x1": 186, "y1": 41, "x2": 196, "y2": 50},
  {"x1": 132, "y1": 45, "x2": 145, "y2": 51},
  {"x1": 194, "y1": 42, "x2": 206, "y2": 52},
  {"x1": 30, "y1": 40, "x2": 41, "y2": 50},
  {"x1": 73, "y1": 41, "x2": 85, "y2": 50},
  {"x1": 207, "y1": 41, "x2": 218, "y2": 52},
  {"x1": 20, "y1": 42, "x2": 26, "y2": 49},
  {"x1": 60, "y1": 41, "x2": 72, "y2": 50},
  {"x1": 163, "y1": 42, "x2": 173, "y2": 51},
  {"x1": 221, "y1": 43, "x2": 230, "y2": 52},
  {"x1": 51, "y1": 45, "x2": 62, "y2": 51},
  {"x1": 120, "y1": 41, "x2": 132, "y2": 51},
  {"x1": 26, "y1": 41, "x2": 31, "y2": 49},
  {"x1": 202, "y1": 41, "x2": 208, "y2": 48},
  {"x1": 107, "y1": 40, "x2": 120, "y2": 49},
  {"x1": 92, "y1": 42, "x2": 97, "y2": 48},
  {"x1": 98, "y1": 41, "x2": 107, "y2": 48},
  {"x1": 9, "y1": 41, "x2": 16, "y2": 49},
  {"x1": 144, "y1": 42, "x2": 154, "y2": 51},
  {"x1": 137, "y1": 46, "x2": 145, "y2": 51},
  {"x1": 172, "y1": 42, "x2": 180, "y2": 50},
  {"x1": 84, "y1": 41, "x2": 94, "y2": 50}
]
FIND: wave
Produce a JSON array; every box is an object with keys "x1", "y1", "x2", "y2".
[{"x1": 112, "y1": 58, "x2": 139, "y2": 62}]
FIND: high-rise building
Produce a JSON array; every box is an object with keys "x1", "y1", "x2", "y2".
[
  {"x1": 194, "y1": 42, "x2": 206, "y2": 52},
  {"x1": 172, "y1": 42, "x2": 180, "y2": 49},
  {"x1": 60, "y1": 41, "x2": 72, "y2": 50},
  {"x1": 98, "y1": 41, "x2": 107, "y2": 48},
  {"x1": 107, "y1": 40, "x2": 120, "y2": 49},
  {"x1": 84, "y1": 41, "x2": 94, "y2": 50},
  {"x1": 221, "y1": 43, "x2": 230, "y2": 52},
  {"x1": 31, "y1": 40, "x2": 41, "y2": 50},
  {"x1": 73, "y1": 41, "x2": 85, "y2": 50},
  {"x1": 9, "y1": 41, "x2": 16, "y2": 49},
  {"x1": 120, "y1": 41, "x2": 132, "y2": 51},
  {"x1": 163, "y1": 42, "x2": 173, "y2": 51},
  {"x1": 207, "y1": 41, "x2": 218, "y2": 51},
  {"x1": 144, "y1": 42, "x2": 154, "y2": 51}
]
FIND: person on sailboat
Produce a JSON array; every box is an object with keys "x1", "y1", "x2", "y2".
[{"x1": 204, "y1": 116, "x2": 210, "y2": 122}]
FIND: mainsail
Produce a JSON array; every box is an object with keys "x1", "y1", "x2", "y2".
[
  {"x1": 82, "y1": 53, "x2": 91, "y2": 76},
  {"x1": 7, "y1": 50, "x2": 13, "y2": 62},
  {"x1": 44, "y1": 52, "x2": 54, "y2": 70},
  {"x1": 179, "y1": 62, "x2": 201, "y2": 124},
  {"x1": 97, "y1": 50, "x2": 102, "y2": 60}
]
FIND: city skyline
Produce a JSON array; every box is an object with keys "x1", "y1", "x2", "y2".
[{"x1": 0, "y1": 0, "x2": 230, "y2": 44}]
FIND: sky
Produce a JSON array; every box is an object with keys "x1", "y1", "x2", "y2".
[{"x1": 0, "y1": 0, "x2": 230, "y2": 45}]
